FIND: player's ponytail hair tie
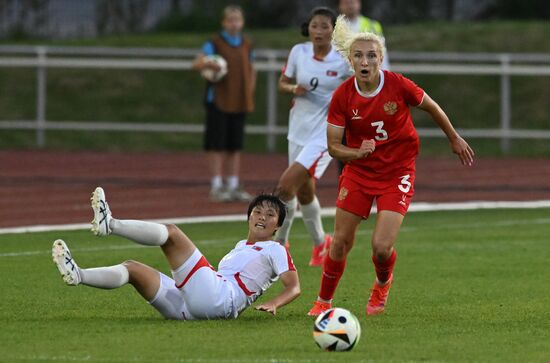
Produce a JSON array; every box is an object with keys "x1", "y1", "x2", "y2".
[{"x1": 332, "y1": 15, "x2": 385, "y2": 62}]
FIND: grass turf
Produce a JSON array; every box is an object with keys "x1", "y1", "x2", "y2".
[{"x1": 1, "y1": 208, "x2": 549, "y2": 362}]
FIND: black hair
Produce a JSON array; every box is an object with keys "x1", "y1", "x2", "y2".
[
  {"x1": 247, "y1": 193, "x2": 286, "y2": 227},
  {"x1": 301, "y1": 6, "x2": 337, "y2": 37}
]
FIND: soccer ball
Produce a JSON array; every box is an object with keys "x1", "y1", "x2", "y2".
[
  {"x1": 200, "y1": 54, "x2": 228, "y2": 83},
  {"x1": 313, "y1": 308, "x2": 361, "y2": 351}
]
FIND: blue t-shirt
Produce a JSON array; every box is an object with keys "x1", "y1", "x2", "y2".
[{"x1": 202, "y1": 31, "x2": 255, "y2": 103}]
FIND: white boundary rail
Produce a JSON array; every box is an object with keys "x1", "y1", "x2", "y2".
[{"x1": 1, "y1": 46, "x2": 550, "y2": 152}]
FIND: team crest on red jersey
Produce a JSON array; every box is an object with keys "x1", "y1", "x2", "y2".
[
  {"x1": 338, "y1": 187, "x2": 349, "y2": 201},
  {"x1": 384, "y1": 101, "x2": 398, "y2": 115}
]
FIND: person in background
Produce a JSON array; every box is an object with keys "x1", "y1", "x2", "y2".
[
  {"x1": 338, "y1": 0, "x2": 390, "y2": 70},
  {"x1": 275, "y1": 7, "x2": 351, "y2": 266},
  {"x1": 192, "y1": 5, "x2": 255, "y2": 202}
]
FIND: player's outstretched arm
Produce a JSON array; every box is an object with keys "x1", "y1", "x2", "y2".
[
  {"x1": 417, "y1": 93, "x2": 475, "y2": 166},
  {"x1": 255, "y1": 270, "x2": 300, "y2": 315},
  {"x1": 327, "y1": 124, "x2": 375, "y2": 161}
]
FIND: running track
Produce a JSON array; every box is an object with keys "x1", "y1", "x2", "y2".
[{"x1": 1, "y1": 150, "x2": 549, "y2": 228}]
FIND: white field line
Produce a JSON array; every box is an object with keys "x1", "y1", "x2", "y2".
[
  {"x1": 1, "y1": 215, "x2": 549, "y2": 259},
  {"x1": 2, "y1": 200, "x2": 550, "y2": 236}
]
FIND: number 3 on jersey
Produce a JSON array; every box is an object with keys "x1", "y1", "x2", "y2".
[
  {"x1": 371, "y1": 121, "x2": 388, "y2": 141},
  {"x1": 398, "y1": 174, "x2": 412, "y2": 193}
]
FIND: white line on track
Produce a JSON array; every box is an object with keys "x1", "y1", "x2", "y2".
[{"x1": 1, "y1": 200, "x2": 550, "y2": 236}]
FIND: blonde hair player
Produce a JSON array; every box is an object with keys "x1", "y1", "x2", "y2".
[
  {"x1": 274, "y1": 7, "x2": 351, "y2": 266},
  {"x1": 308, "y1": 16, "x2": 475, "y2": 317},
  {"x1": 53, "y1": 188, "x2": 300, "y2": 320}
]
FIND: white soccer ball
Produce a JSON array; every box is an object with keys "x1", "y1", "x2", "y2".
[
  {"x1": 200, "y1": 54, "x2": 228, "y2": 83},
  {"x1": 313, "y1": 307, "x2": 361, "y2": 352}
]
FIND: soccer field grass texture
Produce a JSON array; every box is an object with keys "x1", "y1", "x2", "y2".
[{"x1": 1, "y1": 209, "x2": 549, "y2": 363}]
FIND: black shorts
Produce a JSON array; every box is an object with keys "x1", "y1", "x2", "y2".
[{"x1": 204, "y1": 102, "x2": 246, "y2": 151}]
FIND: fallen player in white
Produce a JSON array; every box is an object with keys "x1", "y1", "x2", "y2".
[{"x1": 52, "y1": 187, "x2": 300, "y2": 320}]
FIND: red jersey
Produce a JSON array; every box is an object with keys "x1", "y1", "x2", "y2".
[{"x1": 328, "y1": 70, "x2": 425, "y2": 192}]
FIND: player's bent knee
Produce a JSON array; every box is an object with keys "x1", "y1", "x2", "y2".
[
  {"x1": 371, "y1": 241, "x2": 393, "y2": 260},
  {"x1": 122, "y1": 260, "x2": 140, "y2": 276},
  {"x1": 331, "y1": 237, "x2": 353, "y2": 259},
  {"x1": 165, "y1": 224, "x2": 179, "y2": 236},
  {"x1": 122, "y1": 259, "x2": 138, "y2": 268},
  {"x1": 164, "y1": 224, "x2": 183, "y2": 245},
  {"x1": 121, "y1": 260, "x2": 142, "y2": 284},
  {"x1": 296, "y1": 187, "x2": 314, "y2": 204},
  {"x1": 276, "y1": 182, "x2": 295, "y2": 200}
]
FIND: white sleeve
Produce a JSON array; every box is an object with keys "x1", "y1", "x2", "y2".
[
  {"x1": 283, "y1": 44, "x2": 300, "y2": 79},
  {"x1": 270, "y1": 245, "x2": 296, "y2": 276}
]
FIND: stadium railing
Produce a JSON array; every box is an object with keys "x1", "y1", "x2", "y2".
[{"x1": 1, "y1": 45, "x2": 550, "y2": 152}]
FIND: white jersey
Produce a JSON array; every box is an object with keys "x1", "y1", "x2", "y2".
[
  {"x1": 284, "y1": 42, "x2": 351, "y2": 147},
  {"x1": 217, "y1": 240, "x2": 296, "y2": 306}
]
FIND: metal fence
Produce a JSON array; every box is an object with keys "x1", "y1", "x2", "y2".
[{"x1": 1, "y1": 45, "x2": 550, "y2": 152}]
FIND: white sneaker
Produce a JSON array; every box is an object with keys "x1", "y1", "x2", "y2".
[
  {"x1": 228, "y1": 186, "x2": 252, "y2": 202},
  {"x1": 209, "y1": 186, "x2": 231, "y2": 202},
  {"x1": 91, "y1": 187, "x2": 112, "y2": 236},
  {"x1": 52, "y1": 239, "x2": 81, "y2": 286}
]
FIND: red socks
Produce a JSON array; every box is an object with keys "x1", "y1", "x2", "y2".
[
  {"x1": 319, "y1": 255, "x2": 347, "y2": 301},
  {"x1": 372, "y1": 249, "x2": 397, "y2": 284},
  {"x1": 318, "y1": 250, "x2": 396, "y2": 301}
]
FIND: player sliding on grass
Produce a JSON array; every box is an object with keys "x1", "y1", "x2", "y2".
[
  {"x1": 308, "y1": 16, "x2": 475, "y2": 317},
  {"x1": 52, "y1": 188, "x2": 300, "y2": 320}
]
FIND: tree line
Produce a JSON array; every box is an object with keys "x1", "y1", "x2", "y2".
[{"x1": 1, "y1": 0, "x2": 549, "y2": 39}]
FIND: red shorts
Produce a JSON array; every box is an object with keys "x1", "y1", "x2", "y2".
[{"x1": 335, "y1": 173, "x2": 415, "y2": 219}]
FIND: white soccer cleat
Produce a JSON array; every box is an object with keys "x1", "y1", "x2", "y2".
[
  {"x1": 91, "y1": 186, "x2": 112, "y2": 236},
  {"x1": 52, "y1": 239, "x2": 81, "y2": 286}
]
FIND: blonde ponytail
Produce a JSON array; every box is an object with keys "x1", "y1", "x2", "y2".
[{"x1": 332, "y1": 15, "x2": 385, "y2": 62}]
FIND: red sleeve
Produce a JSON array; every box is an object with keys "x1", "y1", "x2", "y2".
[
  {"x1": 327, "y1": 83, "x2": 347, "y2": 128},
  {"x1": 398, "y1": 74, "x2": 425, "y2": 107},
  {"x1": 285, "y1": 248, "x2": 296, "y2": 272},
  {"x1": 272, "y1": 245, "x2": 296, "y2": 275}
]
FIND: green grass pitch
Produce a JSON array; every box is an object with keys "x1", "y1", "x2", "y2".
[{"x1": 1, "y1": 208, "x2": 549, "y2": 362}]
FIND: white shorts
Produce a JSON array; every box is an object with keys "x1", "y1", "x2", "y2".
[
  {"x1": 289, "y1": 141, "x2": 332, "y2": 180},
  {"x1": 148, "y1": 249, "x2": 247, "y2": 320}
]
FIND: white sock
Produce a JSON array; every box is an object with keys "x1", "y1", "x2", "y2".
[
  {"x1": 110, "y1": 219, "x2": 169, "y2": 246},
  {"x1": 79, "y1": 264, "x2": 129, "y2": 289},
  {"x1": 226, "y1": 175, "x2": 239, "y2": 190},
  {"x1": 300, "y1": 196, "x2": 325, "y2": 246},
  {"x1": 274, "y1": 197, "x2": 297, "y2": 244},
  {"x1": 211, "y1": 176, "x2": 223, "y2": 189}
]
